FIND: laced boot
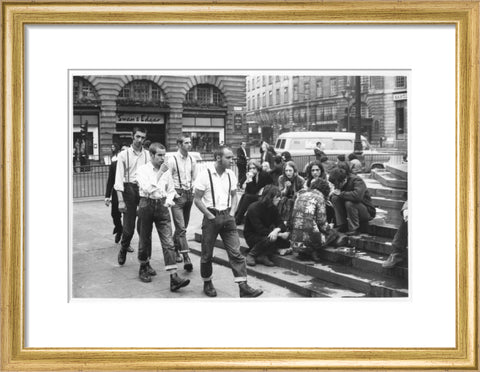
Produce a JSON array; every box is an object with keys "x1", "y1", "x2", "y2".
[
  {"x1": 239, "y1": 282, "x2": 263, "y2": 298},
  {"x1": 203, "y1": 280, "x2": 217, "y2": 297},
  {"x1": 139, "y1": 264, "x2": 152, "y2": 283},
  {"x1": 170, "y1": 272, "x2": 190, "y2": 292},
  {"x1": 183, "y1": 253, "x2": 193, "y2": 272}
]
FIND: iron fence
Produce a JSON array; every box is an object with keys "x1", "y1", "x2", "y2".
[{"x1": 73, "y1": 153, "x2": 404, "y2": 199}]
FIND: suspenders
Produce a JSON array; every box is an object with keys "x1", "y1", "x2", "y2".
[
  {"x1": 125, "y1": 148, "x2": 147, "y2": 183},
  {"x1": 207, "y1": 168, "x2": 231, "y2": 210},
  {"x1": 174, "y1": 154, "x2": 193, "y2": 189}
]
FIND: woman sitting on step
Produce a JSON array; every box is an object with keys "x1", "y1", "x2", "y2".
[
  {"x1": 243, "y1": 185, "x2": 290, "y2": 267},
  {"x1": 277, "y1": 161, "x2": 305, "y2": 227},
  {"x1": 234, "y1": 160, "x2": 273, "y2": 225}
]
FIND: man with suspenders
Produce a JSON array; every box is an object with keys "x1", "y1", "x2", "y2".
[
  {"x1": 167, "y1": 136, "x2": 197, "y2": 272},
  {"x1": 114, "y1": 127, "x2": 150, "y2": 266},
  {"x1": 194, "y1": 146, "x2": 263, "y2": 298}
]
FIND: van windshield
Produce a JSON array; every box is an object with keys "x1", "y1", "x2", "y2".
[{"x1": 275, "y1": 138, "x2": 286, "y2": 149}]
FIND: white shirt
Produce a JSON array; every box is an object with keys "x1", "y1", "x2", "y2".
[
  {"x1": 194, "y1": 165, "x2": 237, "y2": 210},
  {"x1": 167, "y1": 151, "x2": 197, "y2": 190},
  {"x1": 114, "y1": 146, "x2": 150, "y2": 192},
  {"x1": 136, "y1": 162, "x2": 176, "y2": 203}
]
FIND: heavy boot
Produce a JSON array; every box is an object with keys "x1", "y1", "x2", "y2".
[
  {"x1": 239, "y1": 282, "x2": 263, "y2": 298},
  {"x1": 170, "y1": 272, "x2": 190, "y2": 292}
]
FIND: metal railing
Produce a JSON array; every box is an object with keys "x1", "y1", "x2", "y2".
[{"x1": 73, "y1": 153, "x2": 404, "y2": 199}]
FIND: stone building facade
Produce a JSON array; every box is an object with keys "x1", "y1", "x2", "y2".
[
  {"x1": 245, "y1": 75, "x2": 408, "y2": 149},
  {"x1": 73, "y1": 75, "x2": 246, "y2": 162}
]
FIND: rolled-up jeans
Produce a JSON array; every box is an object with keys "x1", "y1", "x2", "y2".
[
  {"x1": 120, "y1": 183, "x2": 140, "y2": 251},
  {"x1": 171, "y1": 189, "x2": 193, "y2": 254},
  {"x1": 137, "y1": 197, "x2": 177, "y2": 271},
  {"x1": 200, "y1": 209, "x2": 247, "y2": 282}
]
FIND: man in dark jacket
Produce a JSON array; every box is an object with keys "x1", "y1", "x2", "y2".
[
  {"x1": 243, "y1": 185, "x2": 290, "y2": 266},
  {"x1": 328, "y1": 168, "x2": 376, "y2": 234},
  {"x1": 236, "y1": 141, "x2": 248, "y2": 187}
]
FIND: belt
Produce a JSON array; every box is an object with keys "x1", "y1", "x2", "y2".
[
  {"x1": 140, "y1": 196, "x2": 166, "y2": 204},
  {"x1": 207, "y1": 207, "x2": 231, "y2": 216}
]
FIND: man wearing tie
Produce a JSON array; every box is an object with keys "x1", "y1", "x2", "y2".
[{"x1": 236, "y1": 141, "x2": 249, "y2": 188}]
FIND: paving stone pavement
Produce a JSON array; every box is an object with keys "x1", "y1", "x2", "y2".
[{"x1": 73, "y1": 199, "x2": 300, "y2": 298}]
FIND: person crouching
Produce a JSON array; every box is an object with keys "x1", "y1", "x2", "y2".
[{"x1": 243, "y1": 185, "x2": 290, "y2": 267}]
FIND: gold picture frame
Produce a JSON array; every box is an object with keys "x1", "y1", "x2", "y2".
[{"x1": 1, "y1": 1, "x2": 478, "y2": 370}]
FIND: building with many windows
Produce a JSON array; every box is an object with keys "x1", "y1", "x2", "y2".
[
  {"x1": 73, "y1": 75, "x2": 246, "y2": 162},
  {"x1": 245, "y1": 75, "x2": 408, "y2": 149}
]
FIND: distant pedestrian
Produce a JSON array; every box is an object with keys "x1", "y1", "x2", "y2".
[
  {"x1": 194, "y1": 146, "x2": 263, "y2": 298},
  {"x1": 236, "y1": 141, "x2": 249, "y2": 187},
  {"x1": 115, "y1": 127, "x2": 150, "y2": 265},
  {"x1": 167, "y1": 135, "x2": 197, "y2": 271},
  {"x1": 243, "y1": 185, "x2": 290, "y2": 267},
  {"x1": 260, "y1": 141, "x2": 275, "y2": 169},
  {"x1": 105, "y1": 143, "x2": 122, "y2": 243},
  {"x1": 328, "y1": 168, "x2": 376, "y2": 235},
  {"x1": 314, "y1": 141, "x2": 325, "y2": 162},
  {"x1": 348, "y1": 153, "x2": 363, "y2": 174},
  {"x1": 135, "y1": 142, "x2": 190, "y2": 291}
]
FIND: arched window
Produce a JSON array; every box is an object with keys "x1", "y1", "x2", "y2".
[
  {"x1": 118, "y1": 80, "x2": 166, "y2": 106},
  {"x1": 184, "y1": 84, "x2": 225, "y2": 107},
  {"x1": 73, "y1": 77, "x2": 99, "y2": 105}
]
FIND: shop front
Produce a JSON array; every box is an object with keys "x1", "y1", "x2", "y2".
[{"x1": 114, "y1": 107, "x2": 167, "y2": 147}]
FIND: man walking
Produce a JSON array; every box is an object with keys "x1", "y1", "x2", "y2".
[
  {"x1": 115, "y1": 127, "x2": 150, "y2": 265},
  {"x1": 167, "y1": 135, "x2": 197, "y2": 271},
  {"x1": 135, "y1": 142, "x2": 190, "y2": 290},
  {"x1": 236, "y1": 141, "x2": 248, "y2": 187},
  {"x1": 194, "y1": 146, "x2": 263, "y2": 298}
]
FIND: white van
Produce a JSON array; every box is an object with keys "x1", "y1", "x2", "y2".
[{"x1": 274, "y1": 131, "x2": 390, "y2": 172}]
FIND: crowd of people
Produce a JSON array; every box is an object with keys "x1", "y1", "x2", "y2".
[{"x1": 103, "y1": 130, "x2": 408, "y2": 297}]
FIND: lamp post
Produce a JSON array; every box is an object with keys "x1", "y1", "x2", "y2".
[
  {"x1": 354, "y1": 76, "x2": 363, "y2": 154},
  {"x1": 341, "y1": 85, "x2": 352, "y2": 132}
]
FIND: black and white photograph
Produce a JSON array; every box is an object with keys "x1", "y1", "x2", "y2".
[{"x1": 72, "y1": 73, "x2": 409, "y2": 299}]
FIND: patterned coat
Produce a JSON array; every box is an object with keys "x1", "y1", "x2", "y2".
[{"x1": 290, "y1": 189, "x2": 328, "y2": 253}]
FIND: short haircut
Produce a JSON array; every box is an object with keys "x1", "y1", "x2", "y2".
[
  {"x1": 213, "y1": 145, "x2": 230, "y2": 160},
  {"x1": 337, "y1": 154, "x2": 346, "y2": 162},
  {"x1": 320, "y1": 155, "x2": 329, "y2": 163},
  {"x1": 248, "y1": 159, "x2": 262, "y2": 171},
  {"x1": 328, "y1": 168, "x2": 348, "y2": 188},
  {"x1": 348, "y1": 153, "x2": 358, "y2": 161},
  {"x1": 259, "y1": 184, "x2": 281, "y2": 205},
  {"x1": 148, "y1": 142, "x2": 166, "y2": 156},
  {"x1": 177, "y1": 135, "x2": 191, "y2": 146},
  {"x1": 132, "y1": 126, "x2": 147, "y2": 136},
  {"x1": 273, "y1": 155, "x2": 283, "y2": 165},
  {"x1": 316, "y1": 141, "x2": 322, "y2": 146}
]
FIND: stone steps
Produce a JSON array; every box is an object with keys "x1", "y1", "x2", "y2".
[
  {"x1": 193, "y1": 233, "x2": 408, "y2": 297},
  {"x1": 188, "y1": 240, "x2": 366, "y2": 298},
  {"x1": 371, "y1": 169, "x2": 408, "y2": 190},
  {"x1": 386, "y1": 163, "x2": 408, "y2": 180},
  {"x1": 361, "y1": 177, "x2": 408, "y2": 200}
]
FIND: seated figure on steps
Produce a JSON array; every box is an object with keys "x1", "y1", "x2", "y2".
[
  {"x1": 243, "y1": 185, "x2": 290, "y2": 267},
  {"x1": 383, "y1": 201, "x2": 408, "y2": 268}
]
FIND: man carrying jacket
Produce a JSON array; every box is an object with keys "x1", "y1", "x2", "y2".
[{"x1": 328, "y1": 168, "x2": 376, "y2": 235}]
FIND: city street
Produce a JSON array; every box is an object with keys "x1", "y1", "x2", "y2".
[{"x1": 72, "y1": 199, "x2": 300, "y2": 298}]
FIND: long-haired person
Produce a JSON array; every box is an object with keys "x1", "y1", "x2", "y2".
[
  {"x1": 243, "y1": 185, "x2": 290, "y2": 267},
  {"x1": 105, "y1": 143, "x2": 123, "y2": 243},
  {"x1": 234, "y1": 160, "x2": 273, "y2": 225},
  {"x1": 277, "y1": 161, "x2": 305, "y2": 225}
]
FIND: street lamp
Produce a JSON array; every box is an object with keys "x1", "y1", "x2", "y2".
[{"x1": 341, "y1": 85, "x2": 353, "y2": 131}]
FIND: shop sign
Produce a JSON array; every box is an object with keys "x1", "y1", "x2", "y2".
[
  {"x1": 234, "y1": 106, "x2": 244, "y2": 112},
  {"x1": 393, "y1": 93, "x2": 407, "y2": 101},
  {"x1": 117, "y1": 113, "x2": 164, "y2": 125},
  {"x1": 234, "y1": 113, "x2": 243, "y2": 130}
]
